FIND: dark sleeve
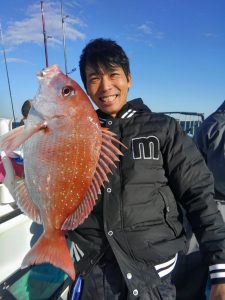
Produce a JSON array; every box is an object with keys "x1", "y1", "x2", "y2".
[
  {"x1": 192, "y1": 124, "x2": 208, "y2": 161},
  {"x1": 194, "y1": 117, "x2": 225, "y2": 198},
  {"x1": 163, "y1": 117, "x2": 225, "y2": 284}
]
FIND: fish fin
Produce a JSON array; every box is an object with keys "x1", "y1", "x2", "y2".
[
  {"x1": 21, "y1": 230, "x2": 75, "y2": 280},
  {"x1": 0, "y1": 122, "x2": 47, "y2": 155},
  {"x1": 1, "y1": 151, "x2": 17, "y2": 196},
  {"x1": 62, "y1": 127, "x2": 126, "y2": 230},
  {"x1": 15, "y1": 180, "x2": 42, "y2": 223},
  {"x1": 61, "y1": 188, "x2": 99, "y2": 230}
]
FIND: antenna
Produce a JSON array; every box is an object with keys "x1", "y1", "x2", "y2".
[
  {"x1": 0, "y1": 23, "x2": 16, "y2": 122},
  {"x1": 40, "y1": 1, "x2": 49, "y2": 68}
]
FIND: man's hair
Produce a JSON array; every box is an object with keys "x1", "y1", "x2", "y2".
[
  {"x1": 21, "y1": 99, "x2": 32, "y2": 118},
  {"x1": 79, "y1": 38, "x2": 130, "y2": 90}
]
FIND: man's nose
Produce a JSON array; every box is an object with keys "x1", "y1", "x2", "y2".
[{"x1": 100, "y1": 75, "x2": 112, "y2": 91}]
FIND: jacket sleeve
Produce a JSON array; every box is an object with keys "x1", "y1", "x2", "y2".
[
  {"x1": 194, "y1": 117, "x2": 225, "y2": 198},
  {"x1": 192, "y1": 123, "x2": 208, "y2": 161},
  {"x1": 163, "y1": 117, "x2": 225, "y2": 284}
]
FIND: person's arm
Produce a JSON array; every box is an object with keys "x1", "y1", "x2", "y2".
[
  {"x1": 192, "y1": 121, "x2": 208, "y2": 160},
  {"x1": 163, "y1": 117, "x2": 225, "y2": 284},
  {"x1": 194, "y1": 116, "x2": 225, "y2": 199}
]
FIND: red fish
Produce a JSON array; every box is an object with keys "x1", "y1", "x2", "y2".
[{"x1": 0, "y1": 65, "x2": 125, "y2": 280}]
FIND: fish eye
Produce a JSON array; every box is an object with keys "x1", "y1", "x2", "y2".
[{"x1": 62, "y1": 86, "x2": 75, "y2": 97}]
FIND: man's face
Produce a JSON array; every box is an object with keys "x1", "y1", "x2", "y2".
[{"x1": 85, "y1": 65, "x2": 132, "y2": 118}]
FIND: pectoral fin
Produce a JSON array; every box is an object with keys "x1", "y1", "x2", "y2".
[{"x1": 0, "y1": 122, "x2": 47, "y2": 155}]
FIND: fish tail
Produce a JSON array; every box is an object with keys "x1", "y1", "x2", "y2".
[{"x1": 21, "y1": 230, "x2": 75, "y2": 280}]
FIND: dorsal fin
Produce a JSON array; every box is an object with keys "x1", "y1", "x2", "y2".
[{"x1": 61, "y1": 128, "x2": 126, "y2": 230}]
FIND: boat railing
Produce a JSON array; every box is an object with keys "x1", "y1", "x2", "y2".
[{"x1": 161, "y1": 111, "x2": 204, "y2": 137}]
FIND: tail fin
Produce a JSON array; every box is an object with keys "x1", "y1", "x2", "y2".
[{"x1": 22, "y1": 230, "x2": 75, "y2": 280}]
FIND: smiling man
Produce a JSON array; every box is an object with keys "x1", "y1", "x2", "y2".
[
  {"x1": 85, "y1": 64, "x2": 131, "y2": 117},
  {"x1": 68, "y1": 38, "x2": 225, "y2": 300}
]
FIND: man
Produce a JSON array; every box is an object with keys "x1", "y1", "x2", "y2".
[
  {"x1": 194, "y1": 101, "x2": 225, "y2": 219},
  {"x1": 68, "y1": 38, "x2": 225, "y2": 299},
  {"x1": 193, "y1": 101, "x2": 225, "y2": 299},
  {"x1": 19, "y1": 99, "x2": 32, "y2": 126}
]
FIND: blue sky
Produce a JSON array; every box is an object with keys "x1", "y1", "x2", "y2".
[{"x1": 0, "y1": 0, "x2": 225, "y2": 121}]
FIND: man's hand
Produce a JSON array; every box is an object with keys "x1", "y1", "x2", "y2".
[{"x1": 210, "y1": 284, "x2": 225, "y2": 300}]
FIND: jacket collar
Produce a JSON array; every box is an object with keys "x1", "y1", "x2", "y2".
[
  {"x1": 216, "y1": 100, "x2": 225, "y2": 113},
  {"x1": 96, "y1": 98, "x2": 151, "y2": 121}
]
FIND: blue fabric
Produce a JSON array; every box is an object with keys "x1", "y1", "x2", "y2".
[
  {"x1": 205, "y1": 277, "x2": 211, "y2": 300},
  {"x1": 71, "y1": 276, "x2": 83, "y2": 300}
]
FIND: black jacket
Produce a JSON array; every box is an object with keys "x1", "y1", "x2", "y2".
[
  {"x1": 69, "y1": 99, "x2": 225, "y2": 295},
  {"x1": 193, "y1": 100, "x2": 225, "y2": 200}
]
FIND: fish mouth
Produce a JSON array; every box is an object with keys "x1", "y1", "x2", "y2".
[{"x1": 37, "y1": 65, "x2": 60, "y2": 80}]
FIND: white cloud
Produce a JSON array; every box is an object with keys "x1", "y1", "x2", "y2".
[
  {"x1": 138, "y1": 24, "x2": 152, "y2": 35},
  {"x1": 127, "y1": 21, "x2": 165, "y2": 47},
  {"x1": 203, "y1": 32, "x2": 219, "y2": 38},
  {"x1": 5, "y1": 57, "x2": 32, "y2": 64},
  {"x1": 3, "y1": 0, "x2": 86, "y2": 48},
  {"x1": 155, "y1": 31, "x2": 165, "y2": 40},
  {"x1": 64, "y1": 1, "x2": 82, "y2": 9}
]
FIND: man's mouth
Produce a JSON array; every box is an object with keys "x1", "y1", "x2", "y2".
[{"x1": 99, "y1": 94, "x2": 118, "y2": 103}]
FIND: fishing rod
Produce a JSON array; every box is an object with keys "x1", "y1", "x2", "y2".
[
  {"x1": 60, "y1": 0, "x2": 68, "y2": 75},
  {"x1": 40, "y1": 1, "x2": 49, "y2": 68},
  {"x1": 0, "y1": 23, "x2": 16, "y2": 122},
  {"x1": 60, "y1": 0, "x2": 76, "y2": 75}
]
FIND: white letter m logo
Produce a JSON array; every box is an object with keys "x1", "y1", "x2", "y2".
[{"x1": 132, "y1": 136, "x2": 160, "y2": 160}]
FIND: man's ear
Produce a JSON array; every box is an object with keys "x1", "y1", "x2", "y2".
[{"x1": 128, "y1": 74, "x2": 132, "y2": 88}]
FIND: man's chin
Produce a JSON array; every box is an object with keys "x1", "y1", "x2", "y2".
[
  {"x1": 100, "y1": 100, "x2": 126, "y2": 117},
  {"x1": 101, "y1": 107, "x2": 117, "y2": 117}
]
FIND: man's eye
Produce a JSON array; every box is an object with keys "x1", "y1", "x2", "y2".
[
  {"x1": 111, "y1": 73, "x2": 119, "y2": 77},
  {"x1": 62, "y1": 86, "x2": 75, "y2": 97},
  {"x1": 89, "y1": 77, "x2": 99, "y2": 83}
]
